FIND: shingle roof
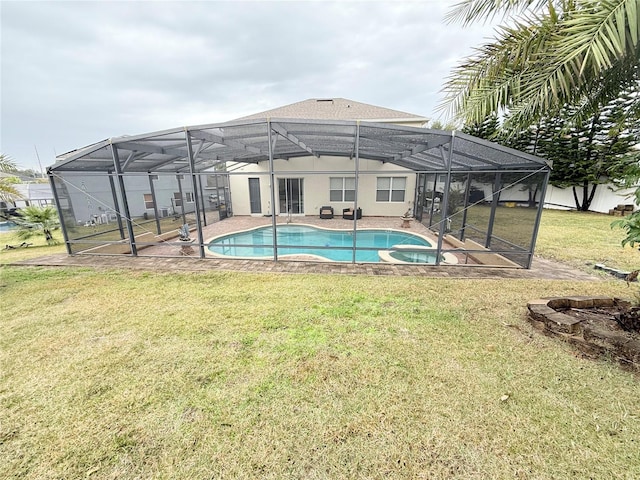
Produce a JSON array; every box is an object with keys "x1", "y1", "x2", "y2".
[{"x1": 236, "y1": 98, "x2": 428, "y2": 122}]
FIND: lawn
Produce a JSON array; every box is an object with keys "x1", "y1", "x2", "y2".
[
  {"x1": 536, "y1": 209, "x2": 639, "y2": 272},
  {"x1": 1, "y1": 210, "x2": 639, "y2": 479}
]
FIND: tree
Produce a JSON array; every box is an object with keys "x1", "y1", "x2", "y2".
[
  {"x1": 442, "y1": 0, "x2": 640, "y2": 130},
  {"x1": 537, "y1": 92, "x2": 639, "y2": 210},
  {"x1": 461, "y1": 113, "x2": 500, "y2": 139},
  {"x1": 609, "y1": 150, "x2": 640, "y2": 248},
  {"x1": 444, "y1": 1, "x2": 640, "y2": 236},
  {"x1": 0, "y1": 154, "x2": 22, "y2": 203},
  {"x1": 11, "y1": 205, "x2": 60, "y2": 245}
]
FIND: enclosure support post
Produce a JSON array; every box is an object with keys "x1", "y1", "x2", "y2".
[
  {"x1": 352, "y1": 121, "x2": 360, "y2": 264},
  {"x1": 460, "y1": 172, "x2": 472, "y2": 241},
  {"x1": 527, "y1": 169, "x2": 550, "y2": 269},
  {"x1": 176, "y1": 175, "x2": 186, "y2": 225},
  {"x1": 435, "y1": 133, "x2": 455, "y2": 265},
  {"x1": 267, "y1": 119, "x2": 278, "y2": 261},
  {"x1": 197, "y1": 175, "x2": 207, "y2": 227},
  {"x1": 47, "y1": 169, "x2": 73, "y2": 255},
  {"x1": 148, "y1": 174, "x2": 161, "y2": 235},
  {"x1": 412, "y1": 174, "x2": 422, "y2": 221},
  {"x1": 111, "y1": 143, "x2": 137, "y2": 256},
  {"x1": 428, "y1": 173, "x2": 438, "y2": 228},
  {"x1": 108, "y1": 172, "x2": 125, "y2": 240},
  {"x1": 185, "y1": 129, "x2": 205, "y2": 258},
  {"x1": 485, "y1": 172, "x2": 501, "y2": 248}
]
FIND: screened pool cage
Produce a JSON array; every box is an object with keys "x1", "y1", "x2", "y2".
[{"x1": 49, "y1": 118, "x2": 550, "y2": 268}]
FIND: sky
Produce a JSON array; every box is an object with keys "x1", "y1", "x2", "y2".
[{"x1": 1, "y1": 0, "x2": 499, "y2": 172}]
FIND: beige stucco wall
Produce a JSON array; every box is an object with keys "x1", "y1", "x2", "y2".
[{"x1": 228, "y1": 155, "x2": 416, "y2": 217}]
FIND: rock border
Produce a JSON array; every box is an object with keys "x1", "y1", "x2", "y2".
[{"x1": 527, "y1": 296, "x2": 640, "y2": 371}]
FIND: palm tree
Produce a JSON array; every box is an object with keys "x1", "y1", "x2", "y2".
[
  {"x1": 442, "y1": 1, "x2": 640, "y2": 247},
  {"x1": 0, "y1": 154, "x2": 22, "y2": 203},
  {"x1": 12, "y1": 205, "x2": 60, "y2": 245},
  {"x1": 441, "y1": 0, "x2": 640, "y2": 129}
]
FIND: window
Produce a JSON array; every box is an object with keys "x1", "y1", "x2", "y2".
[
  {"x1": 173, "y1": 192, "x2": 182, "y2": 207},
  {"x1": 185, "y1": 192, "x2": 195, "y2": 203},
  {"x1": 329, "y1": 177, "x2": 355, "y2": 202},
  {"x1": 376, "y1": 177, "x2": 406, "y2": 202},
  {"x1": 143, "y1": 193, "x2": 154, "y2": 209}
]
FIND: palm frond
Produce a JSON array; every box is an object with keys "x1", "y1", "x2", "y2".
[
  {"x1": 0, "y1": 154, "x2": 18, "y2": 173},
  {"x1": 440, "y1": 9, "x2": 558, "y2": 123},
  {"x1": 443, "y1": 0, "x2": 640, "y2": 130},
  {"x1": 445, "y1": 0, "x2": 553, "y2": 25},
  {"x1": 558, "y1": 0, "x2": 640, "y2": 75},
  {"x1": 0, "y1": 181, "x2": 22, "y2": 203}
]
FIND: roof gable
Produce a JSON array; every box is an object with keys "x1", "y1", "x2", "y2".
[{"x1": 236, "y1": 98, "x2": 427, "y2": 122}]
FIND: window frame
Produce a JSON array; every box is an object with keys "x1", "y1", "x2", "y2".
[
  {"x1": 376, "y1": 177, "x2": 406, "y2": 203},
  {"x1": 329, "y1": 177, "x2": 356, "y2": 202},
  {"x1": 143, "y1": 193, "x2": 154, "y2": 210}
]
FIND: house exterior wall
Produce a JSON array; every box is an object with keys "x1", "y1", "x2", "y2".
[
  {"x1": 61, "y1": 174, "x2": 196, "y2": 224},
  {"x1": 12, "y1": 183, "x2": 55, "y2": 208},
  {"x1": 228, "y1": 155, "x2": 416, "y2": 217}
]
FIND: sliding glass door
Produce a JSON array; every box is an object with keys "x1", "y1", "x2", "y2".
[{"x1": 278, "y1": 178, "x2": 304, "y2": 215}]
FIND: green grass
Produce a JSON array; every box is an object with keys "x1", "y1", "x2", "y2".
[
  {"x1": 536, "y1": 209, "x2": 639, "y2": 272},
  {"x1": 0, "y1": 230, "x2": 66, "y2": 262},
  {"x1": 1, "y1": 209, "x2": 639, "y2": 479}
]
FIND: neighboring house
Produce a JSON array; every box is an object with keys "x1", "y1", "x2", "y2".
[
  {"x1": 229, "y1": 98, "x2": 428, "y2": 217},
  {"x1": 1, "y1": 182, "x2": 55, "y2": 216},
  {"x1": 56, "y1": 174, "x2": 199, "y2": 226}
]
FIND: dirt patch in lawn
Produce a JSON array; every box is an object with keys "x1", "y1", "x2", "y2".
[{"x1": 527, "y1": 296, "x2": 640, "y2": 372}]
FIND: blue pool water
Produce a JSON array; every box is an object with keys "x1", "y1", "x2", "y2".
[
  {"x1": 389, "y1": 250, "x2": 439, "y2": 263},
  {"x1": 0, "y1": 221, "x2": 17, "y2": 233},
  {"x1": 208, "y1": 224, "x2": 432, "y2": 262}
]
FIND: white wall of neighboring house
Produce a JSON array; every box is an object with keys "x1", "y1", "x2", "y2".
[
  {"x1": 13, "y1": 183, "x2": 55, "y2": 208},
  {"x1": 229, "y1": 155, "x2": 416, "y2": 217},
  {"x1": 61, "y1": 175, "x2": 195, "y2": 225}
]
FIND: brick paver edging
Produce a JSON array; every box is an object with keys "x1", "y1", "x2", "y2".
[{"x1": 527, "y1": 296, "x2": 640, "y2": 370}]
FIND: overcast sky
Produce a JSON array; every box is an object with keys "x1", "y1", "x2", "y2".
[{"x1": 1, "y1": 0, "x2": 498, "y2": 172}]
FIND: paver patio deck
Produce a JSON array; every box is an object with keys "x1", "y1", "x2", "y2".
[
  {"x1": 8, "y1": 215, "x2": 602, "y2": 280},
  {"x1": 11, "y1": 252, "x2": 601, "y2": 280}
]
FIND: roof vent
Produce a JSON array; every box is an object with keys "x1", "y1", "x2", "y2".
[{"x1": 316, "y1": 99, "x2": 334, "y2": 103}]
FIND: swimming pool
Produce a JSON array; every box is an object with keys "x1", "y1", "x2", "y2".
[
  {"x1": 0, "y1": 221, "x2": 17, "y2": 233},
  {"x1": 378, "y1": 245, "x2": 458, "y2": 265},
  {"x1": 207, "y1": 224, "x2": 434, "y2": 263}
]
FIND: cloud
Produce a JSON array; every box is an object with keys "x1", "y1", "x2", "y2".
[{"x1": 0, "y1": 0, "x2": 496, "y2": 170}]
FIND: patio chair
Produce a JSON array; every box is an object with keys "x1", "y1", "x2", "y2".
[
  {"x1": 342, "y1": 207, "x2": 362, "y2": 220},
  {"x1": 319, "y1": 206, "x2": 334, "y2": 219}
]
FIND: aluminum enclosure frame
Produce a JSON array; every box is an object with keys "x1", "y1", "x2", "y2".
[{"x1": 49, "y1": 118, "x2": 551, "y2": 268}]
